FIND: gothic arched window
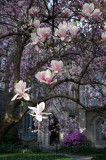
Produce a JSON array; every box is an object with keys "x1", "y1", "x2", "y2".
[
  {"x1": 95, "y1": 117, "x2": 106, "y2": 140},
  {"x1": 18, "y1": 110, "x2": 37, "y2": 141}
]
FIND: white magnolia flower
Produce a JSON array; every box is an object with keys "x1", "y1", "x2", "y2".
[
  {"x1": 28, "y1": 102, "x2": 52, "y2": 121},
  {"x1": 11, "y1": 80, "x2": 30, "y2": 101}
]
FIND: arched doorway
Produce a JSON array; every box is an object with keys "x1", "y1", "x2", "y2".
[
  {"x1": 49, "y1": 116, "x2": 59, "y2": 146},
  {"x1": 18, "y1": 112, "x2": 37, "y2": 141},
  {"x1": 95, "y1": 117, "x2": 106, "y2": 140}
]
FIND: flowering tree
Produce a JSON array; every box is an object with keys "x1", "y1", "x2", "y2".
[
  {"x1": 62, "y1": 130, "x2": 85, "y2": 147},
  {"x1": 0, "y1": 0, "x2": 106, "y2": 144}
]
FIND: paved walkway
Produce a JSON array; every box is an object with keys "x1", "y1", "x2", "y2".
[
  {"x1": 58, "y1": 153, "x2": 92, "y2": 160},
  {"x1": 43, "y1": 149, "x2": 93, "y2": 160}
]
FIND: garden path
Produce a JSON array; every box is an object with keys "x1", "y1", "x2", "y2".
[
  {"x1": 43, "y1": 150, "x2": 92, "y2": 160},
  {"x1": 58, "y1": 153, "x2": 92, "y2": 160}
]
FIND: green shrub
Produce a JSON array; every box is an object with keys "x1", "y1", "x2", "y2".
[
  {"x1": 60, "y1": 144, "x2": 106, "y2": 154},
  {"x1": 27, "y1": 145, "x2": 41, "y2": 153},
  {"x1": 0, "y1": 143, "x2": 41, "y2": 153},
  {"x1": 76, "y1": 144, "x2": 92, "y2": 153},
  {"x1": 3, "y1": 134, "x2": 19, "y2": 144},
  {"x1": 0, "y1": 143, "x2": 14, "y2": 153}
]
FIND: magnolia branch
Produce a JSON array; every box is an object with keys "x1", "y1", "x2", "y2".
[
  {"x1": 34, "y1": 94, "x2": 88, "y2": 110},
  {"x1": 49, "y1": 78, "x2": 106, "y2": 92},
  {"x1": 0, "y1": 32, "x2": 30, "y2": 39}
]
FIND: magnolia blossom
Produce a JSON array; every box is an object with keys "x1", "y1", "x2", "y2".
[
  {"x1": 33, "y1": 19, "x2": 40, "y2": 28},
  {"x1": 80, "y1": 17, "x2": 85, "y2": 22},
  {"x1": 11, "y1": 80, "x2": 30, "y2": 101},
  {"x1": 29, "y1": 7, "x2": 39, "y2": 16},
  {"x1": 35, "y1": 71, "x2": 45, "y2": 83},
  {"x1": 65, "y1": 8, "x2": 70, "y2": 15},
  {"x1": 18, "y1": 1, "x2": 25, "y2": 7},
  {"x1": 55, "y1": 21, "x2": 68, "y2": 40},
  {"x1": 92, "y1": 9, "x2": 101, "y2": 19},
  {"x1": 35, "y1": 69, "x2": 57, "y2": 84},
  {"x1": 37, "y1": 27, "x2": 51, "y2": 41},
  {"x1": 51, "y1": 60, "x2": 63, "y2": 73},
  {"x1": 82, "y1": 3, "x2": 101, "y2": 19},
  {"x1": 82, "y1": 3, "x2": 94, "y2": 17},
  {"x1": 28, "y1": 102, "x2": 52, "y2": 121},
  {"x1": 68, "y1": 24, "x2": 78, "y2": 38},
  {"x1": 31, "y1": 33, "x2": 41, "y2": 51},
  {"x1": 101, "y1": 31, "x2": 106, "y2": 42},
  {"x1": 79, "y1": 127, "x2": 86, "y2": 133}
]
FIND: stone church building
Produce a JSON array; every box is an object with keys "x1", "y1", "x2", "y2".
[
  {"x1": 0, "y1": 69, "x2": 106, "y2": 149},
  {"x1": 17, "y1": 89, "x2": 106, "y2": 149}
]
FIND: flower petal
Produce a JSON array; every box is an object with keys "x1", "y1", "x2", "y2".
[
  {"x1": 23, "y1": 93, "x2": 30, "y2": 101},
  {"x1": 50, "y1": 79, "x2": 57, "y2": 84},
  {"x1": 37, "y1": 102, "x2": 45, "y2": 113},
  {"x1": 25, "y1": 87, "x2": 31, "y2": 91},
  {"x1": 42, "y1": 112, "x2": 52, "y2": 115},
  {"x1": 42, "y1": 116, "x2": 48, "y2": 119},
  {"x1": 36, "y1": 115, "x2": 42, "y2": 121},
  {"x1": 28, "y1": 106, "x2": 37, "y2": 113},
  {"x1": 11, "y1": 94, "x2": 19, "y2": 101}
]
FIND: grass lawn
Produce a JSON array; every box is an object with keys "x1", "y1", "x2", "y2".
[
  {"x1": 92, "y1": 158, "x2": 106, "y2": 160},
  {"x1": 0, "y1": 153, "x2": 75, "y2": 160}
]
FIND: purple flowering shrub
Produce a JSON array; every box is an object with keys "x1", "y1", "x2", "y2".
[{"x1": 62, "y1": 130, "x2": 85, "y2": 147}]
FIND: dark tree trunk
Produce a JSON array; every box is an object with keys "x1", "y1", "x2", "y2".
[{"x1": 0, "y1": 119, "x2": 14, "y2": 144}]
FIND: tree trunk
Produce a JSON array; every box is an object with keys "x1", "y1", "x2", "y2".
[
  {"x1": 0, "y1": 120, "x2": 14, "y2": 144},
  {"x1": 0, "y1": 119, "x2": 14, "y2": 144}
]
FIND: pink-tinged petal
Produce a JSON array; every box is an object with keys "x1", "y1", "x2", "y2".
[
  {"x1": 35, "y1": 45, "x2": 39, "y2": 51},
  {"x1": 68, "y1": 24, "x2": 78, "y2": 38},
  {"x1": 83, "y1": 3, "x2": 90, "y2": 10},
  {"x1": 55, "y1": 29, "x2": 59, "y2": 36},
  {"x1": 29, "y1": 113, "x2": 35, "y2": 117},
  {"x1": 101, "y1": 31, "x2": 106, "y2": 42},
  {"x1": 25, "y1": 87, "x2": 31, "y2": 91},
  {"x1": 19, "y1": 80, "x2": 26, "y2": 92},
  {"x1": 28, "y1": 106, "x2": 37, "y2": 113},
  {"x1": 61, "y1": 37, "x2": 64, "y2": 41},
  {"x1": 33, "y1": 20, "x2": 40, "y2": 28},
  {"x1": 92, "y1": 9, "x2": 101, "y2": 19},
  {"x1": 22, "y1": 93, "x2": 30, "y2": 101},
  {"x1": 15, "y1": 83, "x2": 21, "y2": 94},
  {"x1": 36, "y1": 115, "x2": 42, "y2": 121},
  {"x1": 42, "y1": 116, "x2": 48, "y2": 119},
  {"x1": 42, "y1": 112, "x2": 52, "y2": 115},
  {"x1": 89, "y1": 3, "x2": 94, "y2": 13},
  {"x1": 50, "y1": 79, "x2": 57, "y2": 84},
  {"x1": 82, "y1": 3, "x2": 94, "y2": 17},
  {"x1": 35, "y1": 71, "x2": 45, "y2": 82},
  {"x1": 51, "y1": 60, "x2": 63, "y2": 73},
  {"x1": 11, "y1": 93, "x2": 19, "y2": 101},
  {"x1": 45, "y1": 69, "x2": 52, "y2": 83},
  {"x1": 15, "y1": 80, "x2": 26, "y2": 94},
  {"x1": 37, "y1": 102, "x2": 45, "y2": 113},
  {"x1": 37, "y1": 27, "x2": 51, "y2": 40},
  {"x1": 31, "y1": 33, "x2": 37, "y2": 42},
  {"x1": 59, "y1": 28, "x2": 66, "y2": 39},
  {"x1": 65, "y1": 8, "x2": 70, "y2": 15},
  {"x1": 17, "y1": 97, "x2": 23, "y2": 99}
]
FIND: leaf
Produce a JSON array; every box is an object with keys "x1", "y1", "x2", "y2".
[
  {"x1": 21, "y1": 101, "x2": 24, "y2": 105},
  {"x1": 48, "y1": 40, "x2": 51, "y2": 45},
  {"x1": 74, "y1": 22, "x2": 77, "y2": 26},
  {"x1": 35, "y1": 28, "x2": 37, "y2": 32},
  {"x1": 45, "y1": 42, "x2": 47, "y2": 47},
  {"x1": 51, "y1": 70, "x2": 54, "y2": 75},
  {"x1": 29, "y1": 75, "x2": 31, "y2": 79}
]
